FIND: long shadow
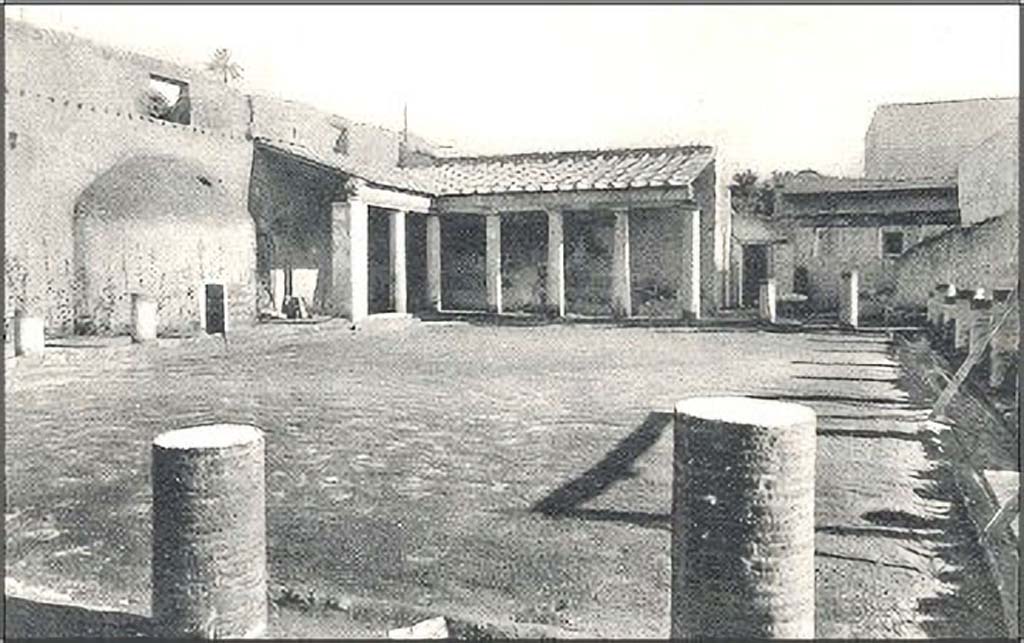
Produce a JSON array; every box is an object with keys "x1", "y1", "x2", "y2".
[
  {"x1": 817, "y1": 427, "x2": 927, "y2": 442},
  {"x1": 531, "y1": 411, "x2": 671, "y2": 522},
  {"x1": 3, "y1": 596, "x2": 150, "y2": 638},
  {"x1": 792, "y1": 360, "x2": 898, "y2": 368},
  {"x1": 819, "y1": 413, "x2": 927, "y2": 422},
  {"x1": 793, "y1": 374, "x2": 901, "y2": 384},
  {"x1": 816, "y1": 348, "x2": 892, "y2": 354},
  {"x1": 747, "y1": 392, "x2": 919, "y2": 408},
  {"x1": 816, "y1": 523, "x2": 940, "y2": 541}
]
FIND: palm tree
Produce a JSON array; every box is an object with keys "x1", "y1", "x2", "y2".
[{"x1": 206, "y1": 48, "x2": 243, "y2": 84}]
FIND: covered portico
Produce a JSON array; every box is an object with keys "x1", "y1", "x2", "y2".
[{"x1": 427, "y1": 188, "x2": 703, "y2": 320}]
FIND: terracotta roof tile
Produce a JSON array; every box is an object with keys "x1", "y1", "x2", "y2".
[{"x1": 256, "y1": 137, "x2": 713, "y2": 198}]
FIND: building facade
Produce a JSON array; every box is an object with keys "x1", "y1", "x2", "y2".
[{"x1": 5, "y1": 18, "x2": 732, "y2": 337}]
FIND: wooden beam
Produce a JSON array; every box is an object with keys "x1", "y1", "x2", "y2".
[
  {"x1": 353, "y1": 182, "x2": 433, "y2": 214},
  {"x1": 431, "y1": 186, "x2": 695, "y2": 214}
]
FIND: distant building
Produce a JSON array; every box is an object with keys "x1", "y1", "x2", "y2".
[
  {"x1": 5, "y1": 18, "x2": 731, "y2": 337},
  {"x1": 750, "y1": 97, "x2": 1019, "y2": 317}
]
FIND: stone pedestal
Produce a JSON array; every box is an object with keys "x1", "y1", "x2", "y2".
[
  {"x1": 13, "y1": 312, "x2": 44, "y2": 356},
  {"x1": 672, "y1": 397, "x2": 816, "y2": 639},
  {"x1": 152, "y1": 424, "x2": 267, "y2": 639},
  {"x1": 131, "y1": 294, "x2": 158, "y2": 343}
]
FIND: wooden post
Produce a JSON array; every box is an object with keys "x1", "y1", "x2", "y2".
[
  {"x1": 672, "y1": 397, "x2": 816, "y2": 639},
  {"x1": 13, "y1": 311, "x2": 44, "y2": 356},
  {"x1": 131, "y1": 293, "x2": 158, "y2": 342},
  {"x1": 152, "y1": 424, "x2": 267, "y2": 639}
]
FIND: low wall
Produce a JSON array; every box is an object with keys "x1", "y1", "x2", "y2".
[{"x1": 892, "y1": 211, "x2": 1018, "y2": 309}]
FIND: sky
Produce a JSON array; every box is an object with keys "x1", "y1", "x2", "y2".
[{"x1": 14, "y1": 4, "x2": 1020, "y2": 179}]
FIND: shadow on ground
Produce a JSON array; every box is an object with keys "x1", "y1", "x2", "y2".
[
  {"x1": 530, "y1": 411, "x2": 671, "y2": 530},
  {"x1": 3, "y1": 596, "x2": 150, "y2": 638}
]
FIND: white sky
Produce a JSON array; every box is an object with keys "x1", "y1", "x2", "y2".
[{"x1": 14, "y1": 4, "x2": 1020, "y2": 179}]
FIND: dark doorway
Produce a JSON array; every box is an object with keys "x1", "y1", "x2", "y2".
[
  {"x1": 368, "y1": 209, "x2": 392, "y2": 314},
  {"x1": 742, "y1": 244, "x2": 769, "y2": 307},
  {"x1": 204, "y1": 284, "x2": 225, "y2": 334}
]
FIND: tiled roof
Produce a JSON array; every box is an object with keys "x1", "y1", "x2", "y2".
[
  {"x1": 780, "y1": 175, "x2": 957, "y2": 195},
  {"x1": 253, "y1": 137, "x2": 438, "y2": 195},
  {"x1": 410, "y1": 146, "x2": 714, "y2": 196},
  {"x1": 256, "y1": 138, "x2": 714, "y2": 198}
]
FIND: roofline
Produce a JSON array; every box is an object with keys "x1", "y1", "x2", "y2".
[
  {"x1": 874, "y1": 96, "x2": 1019, "y2": 110},
  {"x1": 434, "y1": 144, "x2": 714, "y2": 165}
]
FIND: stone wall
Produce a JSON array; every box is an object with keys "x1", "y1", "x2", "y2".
[
  {"x1": 957, "y1": 120, "x2": 1019, "y2": 227},
  {"x1": 440, "y1": 214, "x2": 486, "y2": 311},
  {"x1": 892, "y1": 211, "x2": 1018, "y2": 309},
  {"x1": 5, "y1": 19, "x2": 255, "y2": 335},
  {"x1": 500, "y1": 213, "x2": 547, "y2": 313},
  {"x1": 565, "y1": 212, "x2": 614, "y2": 316}
]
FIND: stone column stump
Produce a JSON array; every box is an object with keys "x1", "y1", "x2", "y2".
[
  {"x1": 953, "y1": 290, "x2": 976, "y2": 353},
  {"x1": 672, "y1": 397, "x2": 816, "y2": 639},
  {"x1": 759, "y1": 279, "x2": 777, "y2": 324},
  {"x1": 839, "y1": 271, "x2": 859, "y2": 329},
  {"x1": 131, "y1": 293, "x2": 158, "y2": 343},
  {"x1": 152, "y1": 424, "x2": 267, "y2": 639},
  {"x1": 13, "y1": 310, "x2": 44, "y2": 356}
]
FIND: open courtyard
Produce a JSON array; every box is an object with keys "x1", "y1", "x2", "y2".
[{"x1": 4, "y1": 321, "x2": 1007, "y2": 638}]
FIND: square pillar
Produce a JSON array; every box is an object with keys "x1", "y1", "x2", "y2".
[
  {"x1": 546, "y1": 209, "x2": 566, "y2": 317},
  {"x1": 390, "y1": 210, "x2": 408, "y2": 314},
  {"x1": 330, "y1": 200, "x2": 368, "y2": 323},
  {"x1": 486, "y1": 213, "x2": 503, "y2": 313},
  {"x1": 953, "y1": 290, "x2": 976, "y2": 352},
  {"x1": 611, "y1": 209, "x2": 632, "y2": 318},
  {"x1": 839, "y1": 270, "x2": 859, "y2": 329},
  {"x1": 679, "y1": 208, "x2": 701, "y2": 320},
  {"x1": 426, "y1": 215, "x2": 442, "y2": 312}
]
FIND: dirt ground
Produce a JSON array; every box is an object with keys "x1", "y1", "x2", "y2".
[{"x1": 3, "y1": 321, "x2": 1008, "y2": 638}]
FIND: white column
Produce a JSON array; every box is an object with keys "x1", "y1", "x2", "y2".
[
  {"x1": 426, "y1": 215, "x2": 442, "y2": 311},
  {"x1": 546, "y1": 209, "x2": 566, "y2": 317},
  {"x1": 331, "y1": 200, "x2": 368, "y2": 322},
  {"x1": 611, "y1": 209, "x2": 632, "y2": 317},
  {"x1": 486, "y1": 213, "x2": 502, "y2": 313},
  {"x1": 759, "y1": 279, "x2": 777, "y2": 324},
  {"x1": 680, "y1": 207, "x2": 701, "y2": 319},
  {"x1": 389, "y1": 210, "x2": 407, "y2": 314}
]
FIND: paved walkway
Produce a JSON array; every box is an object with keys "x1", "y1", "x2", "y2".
[{"x1": 4, "y1": 322, "x2": 1007, "y2": 637}]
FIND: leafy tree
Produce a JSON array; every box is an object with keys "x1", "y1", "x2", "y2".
[{"x1": 207, "y1": 48, "x2": 244, "y2": 84}]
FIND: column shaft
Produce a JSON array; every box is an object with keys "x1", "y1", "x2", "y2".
[
  {"x1": 546, "y1": 209, "x2": 566, "y2": 317},
  {"x1": 680, "y1": 208, "x2": 701, "y2": 319},
  {"x1": 426, "y1": 215, "x2": 442, "y2": 311},
  {"x1": 486, "y1": 214, "x2": 502, "y2": 313},
  {"x1": 611, "y1": 210, "x2": 632, "y2": 317},
  {"x1": 390, "y1": 210, "x2": 408, "y2": 313}
]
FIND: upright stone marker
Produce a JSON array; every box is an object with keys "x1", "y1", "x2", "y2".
[
  {"x1": 759, "y1": 278, "x2": 777, "y2": 324},
  {"x1": 152, "y1": 424, "x2": 267, "y2": 639},
  {"x1": 13, "y1": 310, "x2": 44, "y2": 356},
  {"x1": 953, "y1": 289, "x2": 976, "y2": 352},
  {"x1": 672, "y1": 397, "x2": 816, "y2": 640},
  {"x1": 928, "y1": 283, "x2": 948, "y2": 330},
  {"x1": 941, "y1": 286, "x2": 958, "y2": 348},
  {"x1": 968, "y1": 297, "x2": 993, "y2": 358},
  {"x1": 839, "y1": 271, "x2": 858, "y2": 329},
  {"x1": 130, "y1": 293, "x2": 158, "y2": 343}
]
